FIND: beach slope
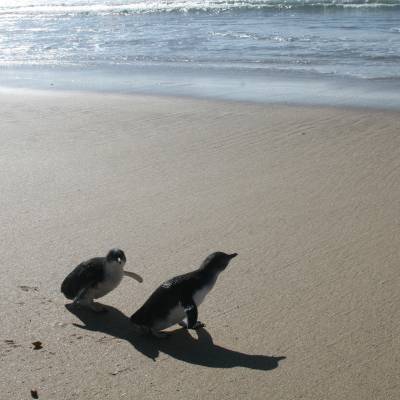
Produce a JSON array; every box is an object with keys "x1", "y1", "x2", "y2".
[{"x1": 1, "y1": 90, "x2": 399, "y2": 399}]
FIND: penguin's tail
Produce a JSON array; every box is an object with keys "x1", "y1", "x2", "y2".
[
  {"x1": 130, "y1": 312, "x2": 140, "y2": 324},
  {"x1": 61, "y1": 276, "x2": 77, "y2": 300},
  {"x1": 130, "y1": 308, "x2": 147, "y2": 325}
]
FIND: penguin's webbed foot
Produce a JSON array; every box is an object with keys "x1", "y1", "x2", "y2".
[
  {"x1": 179, "y1": 321, "x2": 205, "y2": 330},
  {"x1": 150, "y1": 329, "x2": 170, "y2": 339},
  {"x1": 192, "y1": 321, "x2": 205, "y2": 330},
  {"x1": 72, "y1": 294, "x2": 107, "y2": 313}
]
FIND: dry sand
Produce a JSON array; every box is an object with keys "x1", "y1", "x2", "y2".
[{"x1": 1, "y1": 89, "x2": 399, "y2": 399}]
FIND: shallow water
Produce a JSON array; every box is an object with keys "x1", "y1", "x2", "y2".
[{"x1": 1, "y1": 1, "x2": 400, "y2": 107}]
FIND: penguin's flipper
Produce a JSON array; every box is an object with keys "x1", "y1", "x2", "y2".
[
  {"x1": 181, "y1": 298, "x2": 198, "y2": 329},
  {"x1": 124, "y1": 271, "x2": 143, "y2": 283}
]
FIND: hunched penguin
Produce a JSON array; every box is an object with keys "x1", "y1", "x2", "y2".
[
  {"x1": 130, "y1": 251, "x2": 238, "y2": 338},
  {"x1": 61, "y1": 248, "x2": 143, "y2": 312}
]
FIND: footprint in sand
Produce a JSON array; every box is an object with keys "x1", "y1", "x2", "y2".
[
  {"x1": 4, "y1": 339, "x2": 21, "y2": 348},
  {"x1": 18, "y1": 285, "x2": 39, "y2": 292},
  {"x1": 1, "y1": 340, "x2": 22, "y2": 356}
]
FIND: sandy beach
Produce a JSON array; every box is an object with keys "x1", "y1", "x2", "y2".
[{"x1": 1, "y1": 89, "x2": 399, "y2": 399}]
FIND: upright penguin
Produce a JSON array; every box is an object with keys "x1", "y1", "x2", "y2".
[
  {"x1": 130, "y1": 251, "x2": 238, "y2": 338},
  {"x1": 61, "y1": 248, "x2": 143, "y2": 312}
]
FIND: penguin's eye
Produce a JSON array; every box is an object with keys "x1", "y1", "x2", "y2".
[{"x1": 117, "y1": 257, "x2": 122, "y2": 264}]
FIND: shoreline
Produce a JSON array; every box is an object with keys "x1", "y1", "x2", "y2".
[
  {"x1": 1, "y1": 83, "x2": 400, "y2": 116},
  {"x1": 2, "y1": 63, "x2": 400, "y2": 111}
]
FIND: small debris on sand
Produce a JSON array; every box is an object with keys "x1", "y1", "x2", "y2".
[
  {"x1": 32, "y1": 341, "x2": 43, "y2": 350},
  {"x1": 30, "y1": 389, "x2": 39, "y2": 399},
  {"x1": 109, "y1": 367, "x2": 131, "y2": 376}
]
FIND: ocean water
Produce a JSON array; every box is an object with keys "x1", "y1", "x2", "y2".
[{"x1": 1, "y1": 0, "x2": 400, "y2": 108}]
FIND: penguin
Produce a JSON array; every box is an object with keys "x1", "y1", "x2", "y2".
[
  {"x1": 130, "y1": 251, "x2": 238, "y2": 338},
  {"x1": 61, "y1": 248, "x2": 143, "y2": 312}
]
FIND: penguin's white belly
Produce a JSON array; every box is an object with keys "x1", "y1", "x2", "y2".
[
  {"x1": 154, "y1": 305, "x2": 186, "y2": 331},
  {"x1": 153, "y1": 284, "x2": 214, "y2": 330},
  {"x1": 193, "y1": 284, "x2": 213, "y2": 306},
  {"x1": 91, "y1": 267, "x2": 123, "y2": 299}
]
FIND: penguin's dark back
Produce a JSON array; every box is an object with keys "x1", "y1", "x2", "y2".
[
  {"x1": 61, "y1": 258, "x2": 104, "y2": 299},
  {"x1": 130, "y1": 270, "x2": 208, "y2": 325}
]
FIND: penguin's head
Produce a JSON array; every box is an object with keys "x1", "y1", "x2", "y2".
[
  {"x1": 200, "y1": 251, "x2": 238, "y2": 273},
  {"x1": 106, "y1": 248, "x2": 126, "y2": 267}
]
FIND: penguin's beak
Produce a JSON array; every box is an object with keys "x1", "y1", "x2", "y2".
[
  {"x1": 117, "y1": 257, "x2": 122, "y2": 264},
  {"x1": 124, "y1": 271, "x2": 143, "y2": 283},
  {"x1": 229, "y1": 253, "x2": 238, "y2": 259}
]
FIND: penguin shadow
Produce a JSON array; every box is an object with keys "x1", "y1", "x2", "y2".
[{"x1": 66, "y1": 304, "x2": 285, "y2": 370}]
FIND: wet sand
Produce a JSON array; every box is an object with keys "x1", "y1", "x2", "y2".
[{"x1": 1, "y1": 89, "x2": 399, "y2": 399}]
